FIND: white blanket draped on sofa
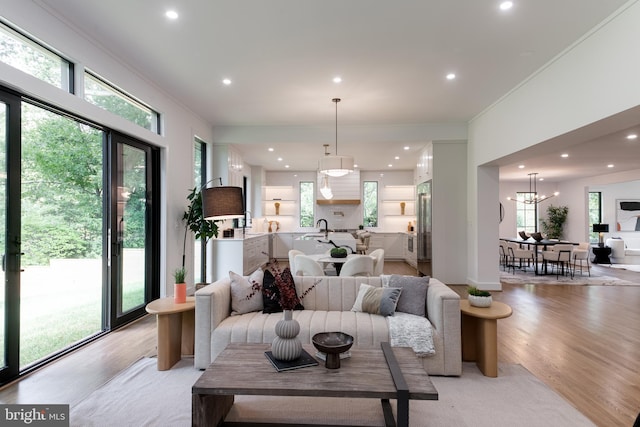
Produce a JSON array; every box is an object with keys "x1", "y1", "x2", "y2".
[{"x1": 387, "y1": 311, "x2": 435, "y2": 356}]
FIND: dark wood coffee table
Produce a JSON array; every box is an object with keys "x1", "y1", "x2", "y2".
[{"x1": 192, "y1": 342, "x2": 438, "y2": 427}]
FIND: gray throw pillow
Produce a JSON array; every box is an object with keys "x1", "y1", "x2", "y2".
[
  {"x1": 229, "y1": 268, "x2": 264, "y2": 315},
  {"x1": 389, "y1": 275, "x2": 429, "y2": 317},
  {"x1": 351, "y1": 284, "x2": 402, "y2": 317}
]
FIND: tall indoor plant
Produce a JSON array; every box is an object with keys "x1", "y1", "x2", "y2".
[
  {"x1": 182, "y1": 187, "x2": 220, "y2": 283},
  {"x1": 541, "y1": 205, "x2": 569, "y2": 240}
]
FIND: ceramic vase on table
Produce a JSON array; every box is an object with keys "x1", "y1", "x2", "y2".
[
  {"x1": 174, "y1": 283, "x2": 187, "y2": 303},
  {"x1": 468, "y1": 295, "x2": 492, "y2": 308},
  {"x1": 271, "y1": 310, "x2": 302, "y2": 361}
]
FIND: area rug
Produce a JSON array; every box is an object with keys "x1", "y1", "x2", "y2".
[
  {"x1": 70, "y1": 357, "x2": 594, "y2": 427},
  {"x1": 499, "y1": 270, "x2": 638, "y2": 286},
  {"x1": 598, "y1": 263, "x2": 640, "y2": 273}
]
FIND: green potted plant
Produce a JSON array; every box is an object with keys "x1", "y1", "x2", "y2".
[
  {"x1": 173, "y1": 267, "x2": 187, "y2": 303},
  {"x1": 541, "y1": 205, "x2": 569, "y2": 240},
  {"x1": 182, "y1": 187, "x2": 220, "y2": 288},
  {"x1": 467, "y1": 286, "x2": 492, "y2": 308}
]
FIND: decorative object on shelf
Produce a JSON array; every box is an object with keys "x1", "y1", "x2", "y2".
[
  {"x1": 318, "y1": 98, "x2": 354, "y2": 177},
  {"x1": 407, "y1": 221, "x2": 412, "y2": 232},
  {"x1": 400, "y1": 201, "x2": 406, "y2": 215},
  {"x1": 506, "y1": 172, "x2": 559, "y2": 205},
  {"x1": 312, "y1": 332, "x2": 354, "y2": 369},
  {"x1": 271, "y1": 310, "x2": 302, "y2": 361},
  {"x1": 592, "y1": 223, "x2": 609, "y2": 247},
  {"x1": 467, "y1": 286, "x2": 492, "y2": 308},
  {"x1": 274, "y1": 202, "x2": 280, "y2": 215},
  {"x1": 541, "y1": 205, "x2": 569, "y2": 240},
  {"x1": 173, "y1": 267, "x2": 187, "y2": 304}
]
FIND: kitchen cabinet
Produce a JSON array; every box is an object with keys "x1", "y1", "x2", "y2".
[
  {"x1": 211, "y1": 234, "x2": 269, "y2": 281},
  {"x1": 383, "y1": 233, "x2": 405, "y2": 259},
  {"x1": 404, "y1": 233, "x2": 417, "y2": 268}
]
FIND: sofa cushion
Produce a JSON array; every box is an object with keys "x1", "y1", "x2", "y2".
[
  {"x1": 388, "y1": 275, "x2": 429, "y2": 317},
  {"x1": 351, "y1": 284, "x2": 401, "y2": 317},
  {"x1": 229, "y1": 269, "x2": 264, "y2": 316}
]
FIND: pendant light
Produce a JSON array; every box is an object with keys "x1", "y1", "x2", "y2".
[
  {"x1": 506, "y1": 173, "x2": 559, "y2": 204},
  {"x1": 318, "y1": 98, "x2": 354, "y2": 177}
]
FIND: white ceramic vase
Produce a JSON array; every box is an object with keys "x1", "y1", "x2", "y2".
[
  {"x1": 469, "y1": 295, "x2": 492, "y2": 308},
  {"x1": 271, "y1": 310, "x2": 302, "y2": 361}
]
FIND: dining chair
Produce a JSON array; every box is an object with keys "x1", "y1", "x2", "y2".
[
  {"x1": 288, "y1": 249, "x2": 305, "y2": 275},
  {"x1": 542, "y1": 244, "x2": 574, "y2": 278},
  {"x1": 294, "y1": 255, "x2": 325, "y2": 276},
  {"x1": 572, "y1": 242, "x2": 590, "y2": 277},
  {"x1": 506, "y1": 242, "x2": 534, "y2": 274},
  {"x1": 369, "y1": 248, "x2": 385, "y2": 276},
  {"x1": 338, "y1": 256, "x2": 374, "y2": 277}
]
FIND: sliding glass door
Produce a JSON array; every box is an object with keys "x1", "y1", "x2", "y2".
[{"x1": 0, "y1": 88, "x2": 159, "y2": 384}]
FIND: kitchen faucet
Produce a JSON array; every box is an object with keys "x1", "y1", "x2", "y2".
[{"x1": 316, "y1": 218, "x2": 328, "y2": 238}]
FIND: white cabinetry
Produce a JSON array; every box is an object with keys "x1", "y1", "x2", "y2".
[
  {"x1": 383, "y1": 233, "x2": 405, "y2": 259},
  {"x1": 211, "y1": 234, "x2": 269, "y2": 281},
  {"x1": 273, "y1": 232, "x2": 300, "y2": 260},
  {"x1": 404, "y1": 234, "x2": 417, "y2": 268}
]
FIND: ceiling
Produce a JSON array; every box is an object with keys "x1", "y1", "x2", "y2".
[{"x1": 37, "y1": 0, "x2": 639, "y2": 180}]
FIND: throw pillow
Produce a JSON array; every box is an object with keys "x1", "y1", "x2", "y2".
[
  {"x1": 229, "y1": 268, "x2": 264, "y2": 316},
  {"x1": 262, "y1": 267, "x2": 304, "y2": 314},
  {"x1": 389, "y1": 275, "x2": 429, "y2": 317},
  {"x1": 351, "y1": 283, "x2": 402, "y2": 317}
]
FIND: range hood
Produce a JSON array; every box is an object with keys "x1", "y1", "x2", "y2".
[{"x1": 316, "y1": 171, "x2": 360, "y2": 205}]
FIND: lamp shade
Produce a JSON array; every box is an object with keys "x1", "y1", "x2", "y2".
[
  {"x1": 318, "y1": 156, "x2": 354, "y2": 177},
  {"x1": 202, "y1": 186, "x2": 244, "y2": 220},
  {"x1": 592, "y1": 223, "x2": 609, "y2": 233}
]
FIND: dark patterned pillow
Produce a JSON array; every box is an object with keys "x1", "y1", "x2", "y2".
[{"x1": 262, "y1": 268, "x2": 304, "y2": 314}]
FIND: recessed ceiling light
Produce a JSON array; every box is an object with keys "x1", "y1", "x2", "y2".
[
  {"x1": 285, "y1": 165, "x2": 290, "y2": 168},
  {"x1": 222, "y1": 78, "x2": 232, "y2": 85},
  {"x1": 354, "y1": 164, "x2": 359, "y2": 168},
  {"x1": 539, "y1": 178, "x2": 544, "y2": 181},
  {"x1": 277, "y1": 157, "x2": 283, "y2": 162},
  {"x1": 499, "y1": 1, "x2": 513, "y2": 11},
  {"x1": 608, "y1": 164, "x2": 615, "y2": 168},
  {"x1": 394, "y1": 156, "x2": 400, "y2": 160},
  {"x1": 333, "y1": 76, "x2": 342, "y2": 83},
  {"x1": 446, "y1": 73, "x2": 456, "y2": 80},
  {"x1": 518, "y1": 165, "x2": 525, "y2": 169},
  {"x1": 627, "y1": 134, "x2": 638, "y2": 140},
  {"x1": 268, "y1": 147, "x2": 274, "y2": 152},
  {"x1": 404, "y1": 146, "x2": 410, "y2": 150},
  {"x1": 165, "y1": 10, "x2": 179, "y2": 20},
  {"x1": 388, "y1": 164, "x2": 393, "y2": 168},
  {"x1": 561, "y1": 153, "x2": 569, "y2": 158}
]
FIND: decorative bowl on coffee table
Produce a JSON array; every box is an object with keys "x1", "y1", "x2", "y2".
[{"x1": 312, "y1": 332, "x2": 354, "y2": 369}]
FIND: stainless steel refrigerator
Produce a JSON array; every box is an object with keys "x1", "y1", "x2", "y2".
[{"x1": 417, "y1": 180, "x2": 432, "y2": 277}]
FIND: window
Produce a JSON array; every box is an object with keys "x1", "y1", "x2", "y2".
[
  {"x1": 84, "y1": 71, "x2": 160, "y2": 133},
  {"x1": 515, "y1": 193, "x2": 537, "y2": 233},
  {"x1": 193, "y1": 138, "x2": 206, "y2": 283},
  {"x1": 299, "y1": 182, "x2": 314, "y2": 227},
  {"x1": 588, "y1": 192, "x2": 602, "y2": 243},
  {"x1": 363, "y1": 181, "x2": 378, "y2": 227},
  {"x1": 0, "y1": 22, "x2": 72, "y2": 91}
]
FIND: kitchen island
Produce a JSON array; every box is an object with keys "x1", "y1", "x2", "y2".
[{"x1": 292, "y1": 232, "x2": 357, "y2": 254}]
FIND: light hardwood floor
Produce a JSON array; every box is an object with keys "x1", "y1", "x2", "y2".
[{"x1": 1, "y1": 261, "x2": 639, "y2": 426}]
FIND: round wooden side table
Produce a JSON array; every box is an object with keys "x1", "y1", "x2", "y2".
[
  {"x1": 459, "y1": 300, "x2": 512, "y2": 377},
  {"x1": 145, "y1": 296, "x2": 195, "y2": 370}
]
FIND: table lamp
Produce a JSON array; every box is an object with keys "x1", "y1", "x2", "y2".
[{"x1": 592, "y1": 223, "x2": 609, "y2": 247}]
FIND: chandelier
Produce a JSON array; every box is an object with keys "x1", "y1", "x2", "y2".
[
  {"x1": 507, "y1": 172, "x2": 559, "y2": 204},
  {"x1": 318, "y1": 98, "x2": 354, "y2": 177}
]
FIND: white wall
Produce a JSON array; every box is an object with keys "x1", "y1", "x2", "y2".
[
  {"x1": 0, "y1": 1, "x2": 215, "y2": 295},
  {"x1": 468, "y1": 1, "x2": 640, "y2": 287}
]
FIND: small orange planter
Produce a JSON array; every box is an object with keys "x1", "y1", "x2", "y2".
[{"x1": 174, "y1": 283, "x2": 187, "y2": 303}]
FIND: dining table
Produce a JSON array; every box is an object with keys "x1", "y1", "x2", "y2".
[
  {"x1": 501, "y1": 237, "x2": 578, "y2": 275},
  {"x1": 307, "y1": 253, "x2": 373, "y2": 275}
]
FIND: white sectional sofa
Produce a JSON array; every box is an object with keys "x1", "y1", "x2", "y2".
[
  {"x1": 194, "y1": 275, "x2": 462, "y2": 376},
  {"x1": 605, "y1": 237, "x2": 640, "y2": 264}
]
